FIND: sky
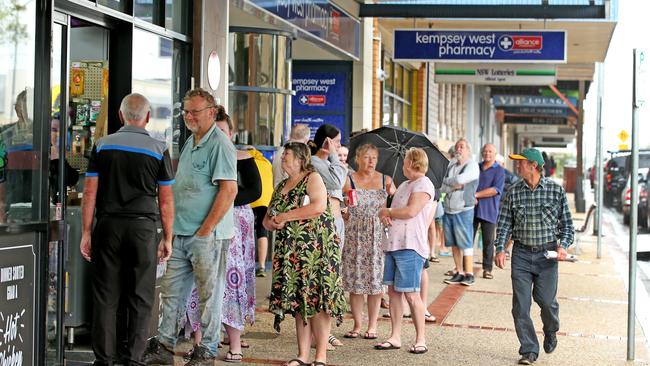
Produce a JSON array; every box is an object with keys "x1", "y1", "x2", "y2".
[{"x1": 582, "y1": 0, "x2": 650, "y2": 166}]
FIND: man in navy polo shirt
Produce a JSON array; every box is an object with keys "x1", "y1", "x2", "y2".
[
  {"x1": 81, "y1": 93, "x2": 175, "y2": 366},
  {"x1": 474, "y1": 143, "x2": 505, "y2": 280}
]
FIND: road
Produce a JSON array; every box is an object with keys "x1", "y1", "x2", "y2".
[{"x1": 600, "y1": 207, "x2": 650, "y2": 353}]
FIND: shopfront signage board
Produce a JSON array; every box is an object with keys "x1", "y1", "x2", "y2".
[
  {"x1": 635, "y1": 48, "x2": 647, "y2": 107},
  {"x1": 434, "y1": 63, "x2": 556, "y2": 85},
  {"x1": 247, "y1": 0, "x2": 361, "y2": 59},
  {"x1": 292, "y1": 69, "x2": 349, "y2": 143},
  {"x1": 394, "y1": 29, "x2": 566, "y2": 63},
  {"x1": 0, "y1": 244, "x2": 35, "y2": 366},
  {"x1": 493, "y1": 94, "x2": 577, "y2": 109},
  {"x1": 503, "y1": 115, "x2": 568, "y2": 125}
]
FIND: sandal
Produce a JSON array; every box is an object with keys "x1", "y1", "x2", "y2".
[
  {"x1": 363, "y1": 332, "x2": 377, "y2": 339},
  {"x1": 409, "y1": 345, "x2": 428, "y2": 354},
  {"x1": 424, "y1": 313, "x2": 436, "y2": 323},
  {"x1": 429, "y1": 256, "x2": 440, "y2": 263},
  {"x1": 221, "y1": 340, "x2": 250, "y2": 348},
  {"x1": 285, "y1": 358, "x2": 310, "y2": 366},
  {"x1": 444, "y1": 269, "x2": 457, "y2": 276},
  {"x1": 374, "y1": 341, "x2": 400, "y2": 350},
  {"x1": 312, "y1": 362, "x2": 327, "y2": 366},
  {"x1": 343, "y1": 331, "x2": 359, "y2": 339},
  {"x1": 328, "y1": 335, "x2": 343, "y2": 347},
  {"x1": 225, "y1": 351, "x2": 243, "y2": 363},
  {"x1": 483, "y1": 271, "x2": 494, "y2": 279}
]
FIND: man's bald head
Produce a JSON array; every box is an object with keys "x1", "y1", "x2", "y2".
[
  {"x1": 289, "y1": 124, "x2": 310, "y2": 144},
  {"x1": 119, "y1": 93, "x2": 151, "y2": 126}
]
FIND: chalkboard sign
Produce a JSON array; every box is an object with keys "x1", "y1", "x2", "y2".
[{"x1": 0, "y1": 244, "x2": 35, "y2": 366}]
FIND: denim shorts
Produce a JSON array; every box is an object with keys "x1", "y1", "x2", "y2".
[
  {"x1": 383, "y1": 249, "x2": 426, "y2": 293},
  {"x1": 443, "y1": 209, "x2": 474, "y2": 250}
]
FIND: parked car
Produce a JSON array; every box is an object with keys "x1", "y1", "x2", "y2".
[
  {"x1": 604, "y1": 150, "x2": 650, "y2": 211},
  {"x1": 621, "y1": 168, "x2": 649, "y2": 228},
  {"x1": 604, "y1": 153, "x2": 628, "y2": 208}
]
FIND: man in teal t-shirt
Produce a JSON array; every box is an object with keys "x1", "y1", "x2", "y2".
[{"x1": 143, "y1": 88, "x2": 237, "y2": 365}]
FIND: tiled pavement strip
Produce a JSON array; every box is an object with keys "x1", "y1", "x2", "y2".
[{"x1": 169, "y1": 194, "x2": 650, "y2": 365}]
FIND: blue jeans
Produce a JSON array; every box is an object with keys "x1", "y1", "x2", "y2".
[
  {"x1": 443, "y1": 209, "x2": 474, "y2": 249},
  {"x1": 511, "y1": 243, "x2": 560, "y2": 356},
  {"x1": 157, "y1": 234, "x2": 230, "y2": 356}
]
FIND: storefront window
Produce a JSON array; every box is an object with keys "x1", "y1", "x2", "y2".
[
  {"x1": 132, "y1": 28, "x2": 174, "y2": 156},
  {"x1": 384, "y1": 57, "x2": 393, "y2": 92},
  {"x1": 165, "y1": 0, "x2": 190, "y2": 35},
  {"x1": 381, "y1": 52, "x2": 413, "y2": 129},
  {"x1": 134, "y1": 0, "x2": 190, "y2": 35},
  {"x1": 0, "y1": 1, "x2": 38, "y2": 224},
  {"x1": 394, "y1": 64, "x2": 403, "y2": 97},
  {"x1": 229, "y1": 28, "x2": 291, "y2": 146},
  {"x1": 98, "y1": 0, "x2": 130, "y2": 14},
  {"x1": 134, "y1": 0, "x2": 158, "y2": 23}
]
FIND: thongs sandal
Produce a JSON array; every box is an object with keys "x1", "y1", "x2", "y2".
[
  {"x1": 224, "y1": 351, "x2": 243, "y2": 363},
  {"x1": 409, "y1": 345, "x2": 428, "y2": 354},
  {"x1": 374, "y1": 341, "x2": 400, "y2": 350},
  {"x1": 343, "y1": 331, "x2": 359, "y2": 339},
  {"x1": 363, "y1": 332, "x2": 378, "y2": 339}
]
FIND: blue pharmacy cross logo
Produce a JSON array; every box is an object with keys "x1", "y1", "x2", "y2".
[
  {"x1": 499, "y1": 36, "x2": 514, "y2": 51},
  {"x1": 299, "y1": 95, "x2": 308, "y2": 105}
]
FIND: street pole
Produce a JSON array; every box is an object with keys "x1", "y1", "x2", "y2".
[
  {"x1": 595, "y1": 62, "x2": 604, "y2": 258},
  {"x1": 627, "y1": 48, "x2": 644, "y2": 361}
]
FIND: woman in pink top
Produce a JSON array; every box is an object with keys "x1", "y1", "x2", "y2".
[{"x1": 376, "y1": 148, "x2": 435, "y2": 355}]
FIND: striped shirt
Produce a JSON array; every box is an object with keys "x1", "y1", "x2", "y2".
[{"x1": 495, "y1": 177, "x2": 574, "y2": 251}]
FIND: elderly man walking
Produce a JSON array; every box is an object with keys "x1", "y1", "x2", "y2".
[
  {"x1": 474, "y1": 143, "x2": 505, "y2": 280},
  {"x1": 440, "y1": 138, "x2": 480, "y2": 286},
  {"x1": 143, "y1": 88, "x2": 238, "y2": 366},
  {"x1": 80, "y1": 93, "x2": 175, "y2": 366},
  {"x1": 495, "y1": 148, "x2": 574, "y2": 365}
]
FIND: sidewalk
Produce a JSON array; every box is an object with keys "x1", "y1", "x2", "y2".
[{"x1": 209, "y1": 193, "x2": 649, "y2": 365}]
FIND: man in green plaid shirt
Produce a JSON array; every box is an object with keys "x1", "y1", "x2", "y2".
[{"x1": 494, "y1": 148, "x2": 574, "y2": 365}]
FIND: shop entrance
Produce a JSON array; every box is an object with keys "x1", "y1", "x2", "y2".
[
  {"x1": 49, "y1": 6, "x2": 191, "y2": 363},
  {"x1": 49, "y1": 12, "x2": 130, "y2": 365}
]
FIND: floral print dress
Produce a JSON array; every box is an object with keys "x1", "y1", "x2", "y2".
[
  {"x1": 268, "y1": 174, "x2": 347, "y2": 332},
  {"x1": 342, "y1": 175, "x2": 388, "y2": 295}
]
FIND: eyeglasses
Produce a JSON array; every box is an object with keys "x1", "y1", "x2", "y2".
[{"x1": 181, "y1": 106, "x2": 213, "y2": 117}]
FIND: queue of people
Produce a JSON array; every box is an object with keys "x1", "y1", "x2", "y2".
[{"x1": 80, "y1": 88, "x2": 573, "y2": 366}]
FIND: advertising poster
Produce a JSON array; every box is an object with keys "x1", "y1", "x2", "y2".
[{"x1": 291, "y1": 66, "x2": 351, "y2": 144}]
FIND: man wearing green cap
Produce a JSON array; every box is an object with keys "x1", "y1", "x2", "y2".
[{"x1": 494, "y1": 148, "x2": 574, "y2": 365}]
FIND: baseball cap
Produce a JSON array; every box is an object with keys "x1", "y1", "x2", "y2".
[{"x1": 509, "y1": 148, "x2": 545, "y2": 167}]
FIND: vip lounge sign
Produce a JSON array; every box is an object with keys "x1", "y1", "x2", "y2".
[
  {"x1": 0, "y1": 245, "x2": 35, "y2": 366},
  {"x1": 394, "y1": 30, "x2": 566, "y2": 63}
]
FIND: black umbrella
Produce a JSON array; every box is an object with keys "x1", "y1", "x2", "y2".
[{"x1": 348, "y1": 126, "x2": 448, "y2": 188}]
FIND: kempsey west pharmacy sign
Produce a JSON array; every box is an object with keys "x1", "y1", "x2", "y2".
[{"x1": 394, "y1": 30, "x2": 566, "y2": 63}]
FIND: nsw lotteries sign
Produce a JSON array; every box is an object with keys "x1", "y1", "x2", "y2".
[
  {"x1": 394, "y1": 30, "x2": 566, "y2": 63},
  {"x1": 435, "y1": 63, "x2": 556, "y2": 85}
]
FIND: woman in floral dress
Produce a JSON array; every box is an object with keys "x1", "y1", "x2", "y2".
[
  {"x1": 263, "y1": 142, "x2": 346, "y2": 366},
  {"x1": 341, "y1": 143, "x2": 394, "y2": 340}
]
